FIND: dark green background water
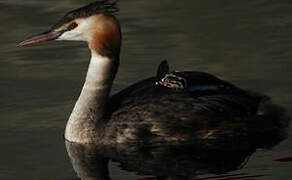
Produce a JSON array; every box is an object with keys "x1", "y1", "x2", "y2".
[{"x1": 1, "y1": 0, "x2": 292, "y2": 179}]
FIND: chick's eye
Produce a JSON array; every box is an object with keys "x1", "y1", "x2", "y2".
[{"x1": 69, "y1": 22, "x2": 78, "y2": 30}]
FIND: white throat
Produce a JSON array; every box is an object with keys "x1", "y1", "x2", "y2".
[{"x1": 65, "y1": 50, "x2": 115, "y2": 143}]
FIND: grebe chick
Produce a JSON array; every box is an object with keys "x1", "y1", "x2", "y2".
[{"x1": 19, "y1": 1, "x2": 289, "y2": 145}]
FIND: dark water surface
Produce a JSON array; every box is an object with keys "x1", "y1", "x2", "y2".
[{"x1": 1, "y1": 0, "x2": 292, "y2": 179}]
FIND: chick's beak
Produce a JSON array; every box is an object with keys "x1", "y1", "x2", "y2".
[{"x1": 18, "y1": 30, "x2": 64, "y2": 47}]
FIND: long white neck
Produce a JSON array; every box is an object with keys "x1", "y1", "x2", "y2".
[{"x1": 65, "y1": 50, "x2": 116, "y2": 144}]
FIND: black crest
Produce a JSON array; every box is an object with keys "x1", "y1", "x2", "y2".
[{"x1": 52, "y1": 0, "x2": 118, "y2": 29}]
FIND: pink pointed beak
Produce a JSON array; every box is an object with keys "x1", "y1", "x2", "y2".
[{"x1": 18, "y1": 30, "x2": 64, "y2": 47}]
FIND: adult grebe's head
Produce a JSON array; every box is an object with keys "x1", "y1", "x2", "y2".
[{"x1": 18, "y1": 0, "x2": 121, "y2": 58}]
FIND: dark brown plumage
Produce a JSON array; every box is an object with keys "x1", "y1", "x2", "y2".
[{"x1": 103, "y1": 61, "x2": 289, "y2": 146}]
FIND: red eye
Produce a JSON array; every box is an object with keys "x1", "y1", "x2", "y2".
[{"x1": 69, "y1": 22, "x2": 78, "y2": 30}]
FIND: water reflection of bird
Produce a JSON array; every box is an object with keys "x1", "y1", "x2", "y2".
[
  {"x1": 19, "y1": 0, "x2": 289, "y2": 145},
  {"x1": 65, "y1": 141, "x2": 269, "y2": 180}
]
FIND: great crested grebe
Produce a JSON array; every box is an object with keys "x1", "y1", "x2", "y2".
[{"x1": 19, "y1": 0, "x2": 289, "y2": 145}]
